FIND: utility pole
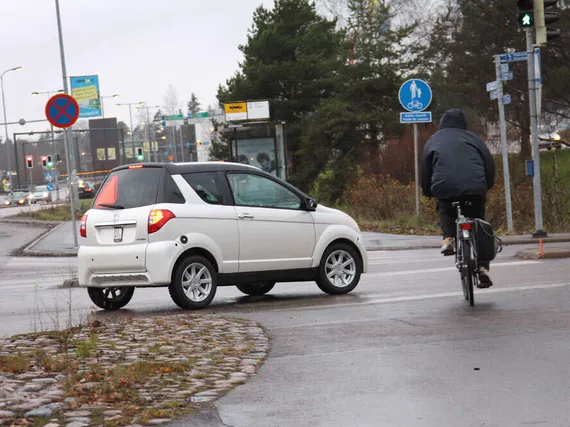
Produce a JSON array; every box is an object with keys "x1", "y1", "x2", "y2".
[
  {"x1": 526, "y1": 27, "x2": 546, "y2": 238},
  {"x1": 54, "y1": 0, "x2": 78, "y2": 248}
]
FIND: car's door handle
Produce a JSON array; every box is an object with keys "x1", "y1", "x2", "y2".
[{"x1": 238, "y1": 213, "x2": 254, "y2": 220}]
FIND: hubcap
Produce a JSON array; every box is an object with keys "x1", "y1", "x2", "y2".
[
  {"x1": 103, "y1": 287, "x2": 126, "y2": 301},
  {"x1": 325, "y1": 250, "x2": 356, "y2": 288},
  {"x1": 182, "y1": 263, "x2": 212, "y2": 302}
]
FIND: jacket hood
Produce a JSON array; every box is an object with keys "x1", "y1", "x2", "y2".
[{"x1": 439, "y1": 109, "x2": 468, "y2": 130}]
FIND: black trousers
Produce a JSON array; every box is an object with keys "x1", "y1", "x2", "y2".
[{"x1": 436, "y1": 195, "x2": 489, "y2": 269}]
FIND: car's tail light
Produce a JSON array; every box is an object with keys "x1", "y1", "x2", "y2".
[
  {"x1": 148, "y1": 209, "x2": 175, "y2": 234},
  {"x1": 80, "y1": 214, "x2": 88, "y2": 238},
  {"x1": 460, "y1": 222, "x2": 472, "y2": 231}
]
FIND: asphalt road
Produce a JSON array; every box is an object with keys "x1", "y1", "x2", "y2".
[{"x1": 1, "y1": 222, "x2": 570, "y2": 425}]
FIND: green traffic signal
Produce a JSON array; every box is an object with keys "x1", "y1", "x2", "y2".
[
  {"x1": 137, "y1": 155, "x2": 144, "y2": 161},
  {"x1": 519, "y1": 11, "x2": 534, "y2": 27}
]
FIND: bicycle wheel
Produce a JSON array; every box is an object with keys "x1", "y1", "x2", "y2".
[
  {"x1": 457, "y1": 239, "x2": 469, "y2": 301},
  {"x1": 463, "y1": 240, "x2": 475, "y2": 306}
]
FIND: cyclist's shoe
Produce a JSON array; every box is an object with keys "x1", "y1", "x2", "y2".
[
  {"x1": 441, "y1": 237, "x2": 455, "y2": 256},
  {"x1": 478, "y1": 267, "x2": 493, "y2": 288}
]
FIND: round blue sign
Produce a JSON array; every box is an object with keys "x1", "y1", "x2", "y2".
[{"x1": 398, "y1": 79, "x2": 432, "y2": 112}]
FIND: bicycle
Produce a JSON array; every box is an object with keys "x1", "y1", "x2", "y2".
[
  {"x1": 407, "y1": 100, "x2": 423, "y2": 110},
  {"x1": 453, "y1": 201, "x2": 479, "y2": 306}
]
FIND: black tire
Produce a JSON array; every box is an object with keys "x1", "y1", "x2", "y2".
[
  {"x1": 462, "y1": 240, "x2": 475, "y2": 307},
  {"x1": 87, "y1": 287, "x2": 134, "y2": 310},
  {"x1": 236, "y1": 281, "x2": 275, "y2": 296},
  {"x1": 316, "y1": 243, "x2": 362, "y2": 295},
  {"x1": 169, "y1": 255, "x2": 217, "y2": 310}
]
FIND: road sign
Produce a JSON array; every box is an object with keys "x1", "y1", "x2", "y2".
[
  {"x1": 45, "y1": 94, "x2": 80, "y2": 128},
  {"x1": 400, "y1": 112, "x2": 432, "y2": 124},
  {"x1": 189, "y1": 112, "x2": 209, "y2": 119},
  {"x1": 200, "y1": 141, "x2": 211, "y2": 145},
  {"x1": 502, "y1": 94, "x2": 512, "y2": 105},
  {"x1": 163, "y1": 114, "x2": 184, "y2": 121},
  {"x1": 500, "y1": 64, "x2": 510, "y2": 73},
  {"x1": 46, "y1": 183, "x2": 54, "y2": 191},
  {"x1": 490, "y1": 91, "x2": 499, "y2": 100},
  {"x1": 486, "y1": 81, "x2": 499, "y2": 92},
  {"x1": 499, "y1": 51, "x2": 528, "y2": 62},
  {"x1": 44, "y1": 172, "x2": 53, "y2": 182},
  {"x1": 398, "y1": 79, "x2": 432, "y2": 112},
  {"x1": 168, "y1": 144, "x2": 173, "y2": 149},
  {"x1": 500, "y1": 71, "x2": 514, "y2": 81},
  {"x1": 185, "y1": 142, "x2": 191, "y2": 147}
]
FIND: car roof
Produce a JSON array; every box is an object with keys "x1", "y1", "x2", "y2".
[{"x1": 111, "y1": 161, "x2": 263, "y2": 175}]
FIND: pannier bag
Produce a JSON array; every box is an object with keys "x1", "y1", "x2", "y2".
[{"x1": 474, "y1": 218, "x2": 502, "y2": 262}]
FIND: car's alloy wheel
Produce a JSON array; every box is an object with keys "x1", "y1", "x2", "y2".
[
  {"x1": 169, "y1": 255, "x2": 217, "y2": 309},
  {"x1": 87, "y1": 287, "x2": 134, "y2": 310},
  {"x1": 316, "y1": 243, "x2": 362, "y2": 295},
  {"x1": 236, "y1": 281, "x2": 275, "y2": 296}
]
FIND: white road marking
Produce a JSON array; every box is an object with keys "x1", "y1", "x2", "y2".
[
  {"x1": 365, "y1": 261, "x2": 540, "y2": 278},
  {"x1": 267, "y1": 281, "x2": 570, "y2": 313}
]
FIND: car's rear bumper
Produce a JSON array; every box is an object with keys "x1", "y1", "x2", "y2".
[{"x1": 78, "y1": 241, "x2": 179, "y2": 288}]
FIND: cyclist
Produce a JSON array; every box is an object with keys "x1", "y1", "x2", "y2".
[{"x1": 420, "y1": 108, "x2": 496, "y2": 288}]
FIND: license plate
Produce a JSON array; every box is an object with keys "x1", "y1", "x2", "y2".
[{"x1": 113, "y1": 227, "x2": 123, "y2": 242}]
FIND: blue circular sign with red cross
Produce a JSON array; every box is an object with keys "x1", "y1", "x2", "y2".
[{"x1": 45, "y1": 94, "x2": 80, "y2": 128}]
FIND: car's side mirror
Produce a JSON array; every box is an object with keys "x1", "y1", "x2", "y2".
[{"x1": 306, "y1": 198, "x2": 318, "y2": 211}]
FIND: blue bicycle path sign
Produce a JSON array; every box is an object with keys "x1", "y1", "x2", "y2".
[{"x1": 399, "y1": 79, "x2": 432, "y2": 112}]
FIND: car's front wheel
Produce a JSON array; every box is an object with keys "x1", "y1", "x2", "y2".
[
  {"x1": 169, "y1": 255, "x2": 218, "y2": 310},
  {"x1": 236, "y1": 281, "x2": 275, "y2": 296},
  {"x1": 316, "y1": 243, "x2": 362, "y2": 295},
  {"x1": 88, "y1": 287, "x2": 134, "y2": 310}
]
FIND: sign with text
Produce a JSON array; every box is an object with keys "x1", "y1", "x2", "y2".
[{"x1": 70, "y1": 75, "x2": 101, "y2": 118}]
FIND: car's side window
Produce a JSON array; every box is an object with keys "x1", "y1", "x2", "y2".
[
  {"x1": 228, "y1": 173, "x2": 302, "y2": 210},
  {"x1": 182, "y1": 172, "x2": 223, "y2": 205},
  {"x1": 163, "y1": 174, "x2": 186, "y2": 204}
]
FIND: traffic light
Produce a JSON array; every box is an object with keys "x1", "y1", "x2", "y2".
[
  {"x1": 41, "y1": 155, "x2": 47, "y2": 167},
  {"x1": 136, "y1": 147, "x2": 144, "y2": 161},
  {"x1": 536, "y1": 0, "x2": 560, "y2": 45},
  {"x1": 518, "y1": 0, "x2": 534, "y2": 27},
  {"x1": 56, "y1": 153, "x2": 62, "y2": 162},
  {"x1": 196, "y1": 141, "x2": 201, "y2": 147},
  {"x1": 46, "y1": 155, "x2": 53, "y2": 168},
  {"x1": 26, "y1": 155, "x2": 33, "y2": 169}
]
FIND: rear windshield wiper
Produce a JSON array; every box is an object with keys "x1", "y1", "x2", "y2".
[{"x1": 98, "y1": 203, "x2": 125, "y2": 210}]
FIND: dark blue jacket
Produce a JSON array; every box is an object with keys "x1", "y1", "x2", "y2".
[{"x1": 421, "y1": 109, "x2": 495, "y2": 200}]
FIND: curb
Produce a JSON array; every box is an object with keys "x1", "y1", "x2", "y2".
[
  {"x1": 515, "y1": 247, "x2": 570, "y2": 260},
  {"x1": 17, "y1": 222, "x2": 78, "y2": 258}
]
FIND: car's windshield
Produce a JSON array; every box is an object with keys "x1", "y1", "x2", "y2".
[{"x1": 94, "y1": 167, "x2": 162, "y2": 210}]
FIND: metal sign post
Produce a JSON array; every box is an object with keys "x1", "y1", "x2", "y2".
[
  {"x1": 490, "y1": 56, "x2": 514, "y2": 232},
  {"x1": 398, "y1": 79, "x2": 433, "y2": 216}
]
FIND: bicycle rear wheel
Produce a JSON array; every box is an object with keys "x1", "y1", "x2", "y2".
[{"x1": 462, "y1": 240, "x2": 475, "y2": 306}]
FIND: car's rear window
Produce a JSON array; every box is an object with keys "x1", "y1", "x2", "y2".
[{"x1": 94, "y1": 167, "x2": 162, "y2": 209}]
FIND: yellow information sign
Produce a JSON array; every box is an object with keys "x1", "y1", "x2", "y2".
[
  {"x1": 224, "y1": 102, "x2": 248, "y2": 121},
  {"x1": 71, "y1": 85, "x2": 98, "y2": 102}
]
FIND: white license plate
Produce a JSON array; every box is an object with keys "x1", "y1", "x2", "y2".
[{"x1": 113, "y1": 227, "x2": 123, "y2": 242}]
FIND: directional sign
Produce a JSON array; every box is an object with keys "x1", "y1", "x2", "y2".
[
  {"x1": 500, "y1": 71, "x2": 514, "y2": 81},
  {"x1": 486, "y1": 81, "x2": 499, "y2": 92},
  {"x1": 398, "y1": 79, "x2": 432, "y2": 112},
  {"x1": 45, "y1": 94, "x2": 79, "y2": 128},
  {"x1": 163, "y1": 114, "x2": 184, "y2": 121},
  {"x1": 499, "y1": 51, "x2": 528, "y2": 63},
  {"x1": 189, "y1": 112, "x2": 209, "y2": 119},
  {"x1": 490, "y1": 91, "x2": 499, "y2": 100},
  {"x1": 502, "y1": 94, "x2": 512, "y2": 105},
  {"x1": 400, "y1": 112, "x2": 432, "y2": 124},
  {"x1": 500, "y1": 64, "x2": 510, "y2": 74}
]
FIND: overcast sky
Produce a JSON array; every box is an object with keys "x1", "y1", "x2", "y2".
[{"x1": 0, "y1": 0, "x2": 274, "y2": 137}]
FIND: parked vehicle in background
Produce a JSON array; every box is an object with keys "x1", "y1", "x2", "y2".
[
  {"x1": 30, "y1": 185, "x2": 52, "y2": 204},
  {"x1": 2, "y1": 192, "x2": 27, "y2": 207},
  {"x1": 78, "y1": 180, "x2": 96, "y2": 199},
  {"x1": 78, "y1": 162, "x2": 368, "y2": 311}
]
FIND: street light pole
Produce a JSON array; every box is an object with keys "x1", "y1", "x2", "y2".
[
  {"x1": 100, "y1": 94, "x2": 119, "y2": 118},
  {"x1": 1, "y1": 66, "x2": 23, "y2": 192},
  {"x1": 116, "y1": 102, "x2": 144, "y2": 162},
  {"x1": 54, "y1": 0, "x2": 78, "y2": 249}
]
